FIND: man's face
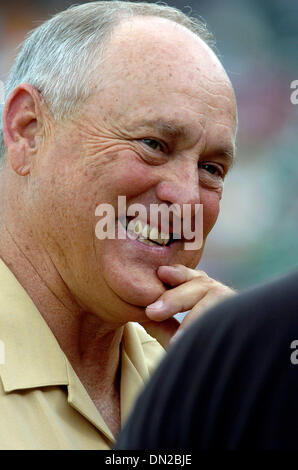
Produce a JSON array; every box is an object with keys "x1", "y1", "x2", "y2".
[{"x1": 30, "y1": 17, "x2": 237, "y2": 324}]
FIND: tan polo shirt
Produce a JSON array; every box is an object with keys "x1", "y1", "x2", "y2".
[{"x1": 0, "y1": 259, "x2": 165, "y2": 449}]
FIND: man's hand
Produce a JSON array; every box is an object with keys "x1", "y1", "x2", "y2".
[{"x1": 142, "y1": 265, "x2": 236, "y2": 348}]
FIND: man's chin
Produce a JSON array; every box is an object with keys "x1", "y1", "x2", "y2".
[
  {"x1": 107, "y1": 277, "x2": 165, "y2": 316},
  {"x1": 118, "y1": 282, "x2": 166, "y2": 309},
  {"x1": 103, "y1": 259, "x2": 165, "y2": 303}
]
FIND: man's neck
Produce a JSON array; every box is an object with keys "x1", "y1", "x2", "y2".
[{"x1": 0, "y1": 222, "x2": 124, "y2": 404}]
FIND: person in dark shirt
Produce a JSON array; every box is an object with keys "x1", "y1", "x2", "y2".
[{"x1": 116, "y1": 270, "x2": 298, "y2": 450}]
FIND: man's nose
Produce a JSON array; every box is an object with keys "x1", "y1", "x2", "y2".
[{"x1": 155, "y1": 176, "x2": 200, "y2": 216}]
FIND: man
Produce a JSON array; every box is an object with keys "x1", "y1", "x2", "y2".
[
  {"x1": 115, "y1": 270, "x2": 298, "y2": 450},
  {"x1": 0, "y1": 1, "x2": 237, "y2": 449}
]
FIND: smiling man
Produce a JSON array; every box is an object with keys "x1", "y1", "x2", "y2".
[{"x1": 0, "y1": 1, "x2": 237, "y2": 449}]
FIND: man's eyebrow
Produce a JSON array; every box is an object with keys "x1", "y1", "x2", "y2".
[
  {"x1": 133, "y1": 118, "x2": 190, "y2": 139},
  {"x1": 201, "y1": 145, "x2": 235, "y2": 170},
  {"x1": 219, "y1": 148, "x2": 235, "y2": 167}
]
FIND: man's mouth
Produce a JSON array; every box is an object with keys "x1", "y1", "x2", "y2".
[{"x1": 121, "y1": 217, "x2": 175, "y2": 247}]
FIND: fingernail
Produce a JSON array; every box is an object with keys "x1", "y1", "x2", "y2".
[{"x1": 146, "y1": 300, "x2": 164, "y2": 311}]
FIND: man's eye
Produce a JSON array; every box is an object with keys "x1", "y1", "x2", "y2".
[
  {"x1": 141, "y1": 138, "x2": 164, "y2": 151},
  {"x1": 198, "y1": 163, "x2": 223, "y2": 177}
]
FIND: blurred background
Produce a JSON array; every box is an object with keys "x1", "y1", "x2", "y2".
[{"x1": 0, "y1": 0, "x2": 297, "y2": 291}]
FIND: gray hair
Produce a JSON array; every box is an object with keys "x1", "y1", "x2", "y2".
[{"x1": 0, "y1": 1, "x2": 215, "y2": 167}]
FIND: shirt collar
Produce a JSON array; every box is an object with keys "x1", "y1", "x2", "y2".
[
  {"x1": 0, "y1": 259, "x2": 153, "y2": 443},
  {"x1": 0, "y1": 258, "x2": 69, "y2": 392}
]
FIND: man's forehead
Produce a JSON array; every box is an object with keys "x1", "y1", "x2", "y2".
[
  {"x1": 98, "y1": 15, "x2": 236, "y2": 115},
  {"x1": 88, "y1": 15, "x2": 237, "y2": 147},
  {"x1": 104, "y1": 15, "x2": 225, "y2": 80}
]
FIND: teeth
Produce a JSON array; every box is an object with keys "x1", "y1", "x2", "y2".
[
  {"x1": 126, "y1": 219, "x2": 171, "y2": 246},
  {"x1": 134, "y1": 220, "x2": 143, "y2": 234},
  {"x1": 127, "y1": 219, "x2": 137, "y2": 234},
  {"x1": 141, "y1": 224, "x2": 150, "y2": 238},
  {"x1": 159, "y1": 231, "x2": 170, "y2": 246},
  {"x1": 149, "y1": 227, "x2": 159, "y2": 241}
]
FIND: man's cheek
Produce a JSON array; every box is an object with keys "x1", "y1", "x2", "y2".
[
  {"x1": 111, "y1": 150, "x2": 157, "y2": 195},
  {"x1": 201, "y1": 192, "x2": 221, "y2": 238}
]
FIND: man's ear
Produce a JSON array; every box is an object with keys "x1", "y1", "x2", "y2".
[{"x1": 3, "y1": 83, "x2": 45, "y2": 176}]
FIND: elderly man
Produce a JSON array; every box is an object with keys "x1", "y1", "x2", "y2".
[{"x1": 0, "y1": 1, "x2": 237, "y2": 449}]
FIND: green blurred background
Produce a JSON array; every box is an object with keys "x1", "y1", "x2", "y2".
[{"x1": 0, "y1": 0, "x2": 297, "y2": 290}]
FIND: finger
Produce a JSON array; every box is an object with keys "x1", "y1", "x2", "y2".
[
  {"x1": 157, "y1": 264, "x2": 206, "y2": 287},
  {"x1": 141, "y1": 317, "x2": 180, "y2": 349},
  {"x1": 180, "y1": 295, "x2": 219, "y2": 329},
  {"x1": 170, "y1": 293, "x2": 226, "y2": 344},
  {"x1": 169, "y1": 294, "x2": 218, "y2": 345},
  {"x1": 145, "y1": 278, "x2": 207, "y2": 321},
  {"x1": 178, "y1": 289, "x2": 236, "y2": 332}
]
